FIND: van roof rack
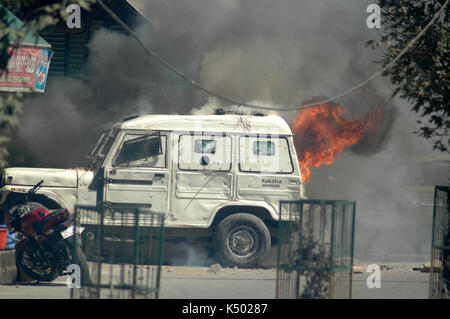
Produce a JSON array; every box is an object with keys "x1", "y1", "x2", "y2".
[
  {"x1": 214, "y1": 108, "x2": 266, "y2": 116},
  {"x1": 122, "y1": 115, "x2": 140, "y2": 122}
]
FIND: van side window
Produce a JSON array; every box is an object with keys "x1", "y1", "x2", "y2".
[
  {"x1": 113, "y1": 133, "x2": 167, "y2": 168},
  {"x1": 239, "y1": 136, "x2": 293, "y2": 173},
  {"x1": 178, "y1": 134, "x2": 231, "y2": 171},
  {"x1": 195, "y1": 139, "x2": 216, "y2": 154}
]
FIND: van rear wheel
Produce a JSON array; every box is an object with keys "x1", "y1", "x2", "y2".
[{"x1": 213, "y1": 213, "x2": 270, "y2": 268}]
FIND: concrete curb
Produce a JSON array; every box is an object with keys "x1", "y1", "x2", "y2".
[{"x1": 0, "y1": 250, "x2": 17, "y2": 284}]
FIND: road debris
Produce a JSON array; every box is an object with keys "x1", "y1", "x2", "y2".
[
  {"x1": 207, "y1": 263, "x2": 222, "y2": 274},
  {"x1": 379, "y1": 265, "x2": 393, "y2": 271},
  {"x1": 412, "y1": 262, "x2": 443, "y2": 273}
]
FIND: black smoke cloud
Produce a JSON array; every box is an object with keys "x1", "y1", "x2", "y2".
[{"x1": 17, "y1": 0, "x2": 382, "y2": 166}]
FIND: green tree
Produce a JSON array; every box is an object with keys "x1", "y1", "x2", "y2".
[
  {"x1": 0, "y1": 0, "x2": 95, "y2": 168},
  {"x1": 369, "y1": 0, "x2": 449, "y2": 152}
]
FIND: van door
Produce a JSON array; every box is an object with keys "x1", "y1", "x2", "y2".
[
  {"x1": 236, "y1": 135, "x2": 301, "y2": 204},
  {"x1": 103, "y1": 131, "x2": 170, "y2": 215},
  {"x1": 172, "y1": 132, "x2": 232, "y2": 223}
]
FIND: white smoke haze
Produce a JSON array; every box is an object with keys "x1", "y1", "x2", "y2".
[
  {"x1": 10, "y1": 0, "x2": 447, "y2": 262},
  {"x1": 190, "y1": 97, "x2": 281, "y2": 116}
]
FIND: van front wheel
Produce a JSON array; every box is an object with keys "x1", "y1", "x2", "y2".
[{"x1": 213, "y1": 213, "x2": 270, "y2": 268}]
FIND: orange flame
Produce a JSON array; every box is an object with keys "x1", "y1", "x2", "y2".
[{"x1": 292, "y1": 103, "x2": 382, "y2": 182}]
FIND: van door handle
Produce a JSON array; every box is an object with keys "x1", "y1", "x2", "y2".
[{"x1": 154, "y1": 173, "x2": 164, "y2": 179}]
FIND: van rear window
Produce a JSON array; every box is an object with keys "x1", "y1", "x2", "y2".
[
  {"x1": 253, "y1": 141, "x2": 275, "y2": 156},
  {"x1": 239, "y1": 136, "x2": 293, "y2": 174}
]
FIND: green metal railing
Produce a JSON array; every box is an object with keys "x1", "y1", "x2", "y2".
[
  {"x1": 429, "y1": 186, "x2": 450, "y2": 299},
  {"x1": 276, "y1": 200, "x2": 356, "y2": 299},
  {"x1": 70, "y1": 205, "x2": 165, "y2": 299}
]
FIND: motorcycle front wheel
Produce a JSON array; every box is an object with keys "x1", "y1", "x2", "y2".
[{"x1": 15, "y1": 238, "x2": 59, "y2": 282}]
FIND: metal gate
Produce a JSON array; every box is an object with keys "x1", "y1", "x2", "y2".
[
  {"x1": 276, "y1": 200, "x2": 356, "y2": 299},
  {"x1": 429, "y1": 185, "x2": 450, "y2": 299},
  {"x1": 70, "y1": 205, "x2": 165, "y2": 299}
]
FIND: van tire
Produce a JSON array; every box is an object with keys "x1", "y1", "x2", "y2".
[{"x1": 213, "y1": 213, "x2": 270, "y2": 268}]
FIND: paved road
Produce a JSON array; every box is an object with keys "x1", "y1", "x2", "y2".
[{"x1": 0, "y1": 263, "x2": 430, "y2": 299}]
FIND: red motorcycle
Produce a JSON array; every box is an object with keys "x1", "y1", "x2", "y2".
[{"x1": 6, "y1": 180, "x2": 89, "y2": 284}]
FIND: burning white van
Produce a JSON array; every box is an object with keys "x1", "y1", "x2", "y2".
[{"x1": 0, "y1": 114, "x2": 304, "y2": 267}]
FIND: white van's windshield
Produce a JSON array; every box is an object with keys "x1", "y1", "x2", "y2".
[{"x1": 88, "y1": 128, "x2": 119, "y2": 169}]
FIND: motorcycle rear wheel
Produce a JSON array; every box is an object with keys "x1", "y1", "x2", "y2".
[{"x1": 16, "y1": 238, "x2": 60, "y2": 282}]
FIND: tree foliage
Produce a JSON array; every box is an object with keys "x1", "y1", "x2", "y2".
[
  {"x1": 368, "y1": 0, "x2": 449, "y2": 152},
  {"x1": 0, "y1": 0, "x2": 95, "y2": 168}
]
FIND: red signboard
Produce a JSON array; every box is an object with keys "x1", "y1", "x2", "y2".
[{"x1": 0, "y1": 46, "x2": 53, "y2": 93}]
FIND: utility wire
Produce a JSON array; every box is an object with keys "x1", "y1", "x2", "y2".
[{"x1": 98, "y1": 0, "x2": 449, "y2": 112}]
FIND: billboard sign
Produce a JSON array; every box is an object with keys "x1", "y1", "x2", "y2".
[{"x1": 0, "y1": 46, "x2": 53, "y2": 93}]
